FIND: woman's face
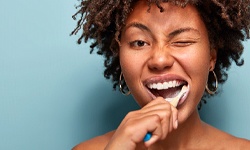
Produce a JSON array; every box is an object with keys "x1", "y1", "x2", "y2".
[{"x1": 119, "y1": 1, "x2": 216, "y2": 122}]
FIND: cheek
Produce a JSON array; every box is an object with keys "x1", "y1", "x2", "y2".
[
  {"x1": 182, "y1": 45, "x2": 211, "y2": 71},
  {"x1": 119, "y1": 50, "x2": 144, "y2": 85},
  {"x1": 179, "y1": 48, "x2": 211, "y2": 84},
  {"x1": 188, "y1": 57, "x2": 210, "y2": 74}
]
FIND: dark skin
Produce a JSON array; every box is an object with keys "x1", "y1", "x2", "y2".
[
  {"x1": 73, "y1": 122, "x2": 250, "y2": 149},
  {"x1": 71, "y1": 0, "x2": 250, "y2": 100},
  {"x1": 73, "y1": 2, "x2": 250, "y2": 150}
]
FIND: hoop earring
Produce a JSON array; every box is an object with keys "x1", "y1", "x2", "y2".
[
  {"x1": 119, "y1": 72, "x2": 131, "y2": 96},
  {"x1": 206, "y1": 71, "x2": 218, "y2": 95}
]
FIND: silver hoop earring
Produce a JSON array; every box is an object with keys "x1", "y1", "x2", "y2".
[
  {"x1": 206, "y1": 71, "x2": 218, "y2": 95},
  {"x1": 119, "y1": 72, "x2": 131, "y2": 96}
]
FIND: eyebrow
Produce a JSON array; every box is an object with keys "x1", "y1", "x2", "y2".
[
  {"x1": 124, "y1": 22, "x2": 200, "y2": 38},
  {"x1": 124, "y1": 22, "x2": 151, "y2": 33},
  {"x1": 168, "y1": 27, "x2": 201, "y2": 38}
]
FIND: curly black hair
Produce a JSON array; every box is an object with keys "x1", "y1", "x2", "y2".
[{"x1": 71, "y1": 0, "x2": 250, "y2": 107}]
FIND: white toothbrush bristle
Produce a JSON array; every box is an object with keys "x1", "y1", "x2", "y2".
[{"x1": 167, "y1": 85, "x2": 188, "y2": 107}]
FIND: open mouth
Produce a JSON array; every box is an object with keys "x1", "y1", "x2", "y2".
[{"x1": 146, "y1": 80, "x2": 188, "y2": 106}]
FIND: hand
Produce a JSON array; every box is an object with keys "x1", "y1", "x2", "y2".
[{"x1": 105, "y1": 97, "x2": 178, "y2": 150}]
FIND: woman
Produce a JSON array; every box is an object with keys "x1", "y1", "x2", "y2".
[{"x1": 71, "y1": 0, "x2": 250, "y2": 149}]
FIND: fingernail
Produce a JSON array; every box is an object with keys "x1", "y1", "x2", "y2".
[{"x1": 175, "y1": 120, "x2": 178, "y2": 129}]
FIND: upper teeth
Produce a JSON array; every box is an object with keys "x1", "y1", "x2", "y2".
[{"x1": 147, "y1": 80, "x2": 182, "y2": 90}]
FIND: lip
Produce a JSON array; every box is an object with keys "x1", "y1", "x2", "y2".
[
  {"x1": 143, "y1": 74, "x2": 189, "y2": 107},
  {"x1": 143, "y1": 74, "x2": 187, "y2": 85}
]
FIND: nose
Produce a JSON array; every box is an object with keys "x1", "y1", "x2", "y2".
[{"x1": 147, "y1": 46, "x2": 174, "y2": 71}]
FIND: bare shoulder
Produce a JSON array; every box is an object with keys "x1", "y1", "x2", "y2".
[
  {"x1": 230, "y1": 137, "x2": 250, "y2": 149},
  {"x1": 72, "y1": 131, "x2": 115, "y2": 150},
  {"x1": 205, "y1": 123, "x2": 250, "y2": 149},
  {"x1": 220, "y1": 135, "x2": 250, "y2": 150}
]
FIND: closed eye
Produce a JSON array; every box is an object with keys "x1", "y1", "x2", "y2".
[{"x1": 171, "y1": 41, "x2": 196, "y2": 47}]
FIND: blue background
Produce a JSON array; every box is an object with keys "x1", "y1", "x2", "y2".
[{"x1": 0, "y1": 1, "x2": 249, "y2": 149}]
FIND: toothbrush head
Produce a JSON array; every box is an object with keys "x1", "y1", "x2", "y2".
[{"x1": 168, "y1": 85, "x2": 188, "y2": 107}]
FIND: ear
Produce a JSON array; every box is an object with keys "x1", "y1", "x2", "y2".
[{"x1": 209, "y1": 49, "x2": 217, "y2": 71}]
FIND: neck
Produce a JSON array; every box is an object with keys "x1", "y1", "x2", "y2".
[{"x1": 152, "y1": 109, "x2": 207, "y2": 149}]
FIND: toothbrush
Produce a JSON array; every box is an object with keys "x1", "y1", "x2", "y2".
[
  {"x1": 166, "y1": 85, "x2": 188, "y2": 107},
  {"x1": 143, "y1": 85, "x2": 188, "y2": 142}
]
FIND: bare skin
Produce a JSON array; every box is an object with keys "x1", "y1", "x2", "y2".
[
  {"x1": 73, "y1": 1, "x2": 250, "y2": 150},
  {"x1": 73, "y1": 114, "x2": 250, "y2": 150}
]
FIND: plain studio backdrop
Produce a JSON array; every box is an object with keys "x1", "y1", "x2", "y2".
[{"x1": 0, "y1": 1, "x2": 249, "y2": 150}]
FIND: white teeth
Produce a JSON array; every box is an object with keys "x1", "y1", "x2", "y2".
[
  {"x1": 147, "y1": 80, "x2": 182, "y2": 90},
  {"x1": 156, "y1": 83, "x2": 163, "y2": 90},
  {"x1": 152, "y1": 83, "x2": 157, "y2": 89}
]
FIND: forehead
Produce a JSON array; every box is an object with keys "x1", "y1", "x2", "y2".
[{"x1": 125, "y1": 1, "x2": 204, "y2": 30}]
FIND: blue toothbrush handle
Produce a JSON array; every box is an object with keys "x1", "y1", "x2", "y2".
[{"x1": 143, "y1": 132, "x2": 152, "y2": 142}]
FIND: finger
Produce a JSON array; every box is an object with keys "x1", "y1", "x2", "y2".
[
  {"x1": 142, "y1": 97, "x2": 167, "y2": 109},
  {"x1": 121, "y1": 113, "x2": 163, "y2": 143},
  {"x1": 144, "y1": 133, "x2": 160, "y2": 148},
  {"x1": 124, "y1": 98, "x2": 177, "y2": 142},
  {"x1": 140, "y1": 99, "x2": 175, "y2": 139},
  {"x1": 140, "y1": 97, "x2": 171, "y2": 115},
  {"x1": 140, "y1": 107, "x2": 173, "y2": 140},
  {"x1": 171, "y1": 105, "x2": 178, "y2": 129},
  {"x1": 143, "y1": 114, "x2": 163, "y2": 147},
  {"x1": 168, "y1": 109, "x2": 173, "y2": 133},
  {"x1": 143, "y1": 109, "x2": 171, "y2": 140}
]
